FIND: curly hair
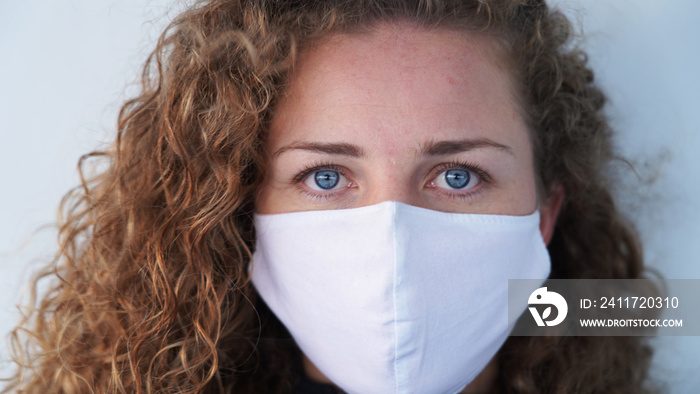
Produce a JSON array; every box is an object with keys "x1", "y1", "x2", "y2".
[{"x1": 5, "y1": 0, "x2": 658, "y2": 392}]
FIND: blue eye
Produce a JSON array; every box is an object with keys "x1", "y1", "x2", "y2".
[
  {"x1": 298, "y1": 164, "x2": 351, "y2": 194},
  {"x1": 444, "y1": 169, "x2": 470, "y2": 189},
  {"x1": 433, "y1": 168, "x2": 479, "y2": 191},
  {"x1": 309, "y1": 170, "x2": 340, "y2": 190}
]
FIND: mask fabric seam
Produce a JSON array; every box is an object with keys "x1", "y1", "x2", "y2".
[{"x1": 392, "y1": 202, "x2": 399, "y2": 394}]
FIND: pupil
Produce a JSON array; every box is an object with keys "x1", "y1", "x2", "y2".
[
  {"x1": 445, "y1": 169, "x2": 469, "y2": 189},
  {"x1": 315, "y1": 170, "x2": 340, "y2": 190}
]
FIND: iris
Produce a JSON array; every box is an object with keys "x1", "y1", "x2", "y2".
[
  {"x1": 315, "y1": 170, "x2": 340, "y2": 190},
  {"x1": 445, "y1": 169, "x2": 470, "y2": 189}
]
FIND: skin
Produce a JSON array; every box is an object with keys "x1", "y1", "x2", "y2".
[{"x1": 256, "y1": 22, "x2": 563, "y2": 392}]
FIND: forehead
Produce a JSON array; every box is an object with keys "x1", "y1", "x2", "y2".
[
  {"x1": 297, "y1": 23, "x2": 511, "y2": 85},
  {"x1": 268, "y1": 23, "x2": 526, "y2": 156}
]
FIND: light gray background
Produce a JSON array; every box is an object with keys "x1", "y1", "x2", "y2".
[{"x1": 1, "y1": 0, "x2": 698, "y2": 391}]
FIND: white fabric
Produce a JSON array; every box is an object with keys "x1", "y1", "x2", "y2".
[{"x1": 251, "y1": 201, "x2": 550, "y2": 394}]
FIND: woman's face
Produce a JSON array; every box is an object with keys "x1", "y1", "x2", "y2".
[
  {"x1": 256, "y1": 23, "x2": 561, "y2": 388},
  {"x1": 257, "y1": 23, "x2": 558, "y2": 234}
]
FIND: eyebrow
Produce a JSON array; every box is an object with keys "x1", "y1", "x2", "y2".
[
  {"x1": 273, "y1": 142, "x2": 366, "y2": 158},
  {"x1": 272, "y1": 138, "x2": 513, "y2": 158},
  {"x1": 419, "y1": 138, "x2": 514, "y2": 156}
]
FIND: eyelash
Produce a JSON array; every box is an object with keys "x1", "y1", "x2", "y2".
[
  {"x1": 292, "y1": 161, "x2": 351, "y2": 201},
  {"x1": 291, "y1": 159, "x2": 492, "y2": 201},
  {"x1": 429, "y1": 160, "x2": 491, "y2": 200},
  {"x1": 291, "y1": 161, "x2": 347, "y2": 184}
]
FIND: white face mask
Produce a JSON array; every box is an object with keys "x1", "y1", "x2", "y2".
[{"x1": 251, "y1": 201, "x2": 550, "y2": 394}]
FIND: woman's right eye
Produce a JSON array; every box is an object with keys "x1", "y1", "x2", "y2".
[{"x1": 303, "y1": 169, "x2": 350, "y2": 191}]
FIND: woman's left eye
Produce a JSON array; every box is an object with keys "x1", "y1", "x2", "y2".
[{"x1": 432, "y1": 168, "x2": 479, "y2": 191}]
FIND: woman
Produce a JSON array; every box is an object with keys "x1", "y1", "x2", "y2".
[{"x1": 5, "y1": 0, "x2": 657, "y2": 392}]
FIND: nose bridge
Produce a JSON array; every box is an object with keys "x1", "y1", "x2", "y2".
[
  {"x1": 362, "y1": 185, "x2": 411, "y2": 207},
  {"x1": 358, "y1": 160, "x2": 419, "y2": 208}
]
